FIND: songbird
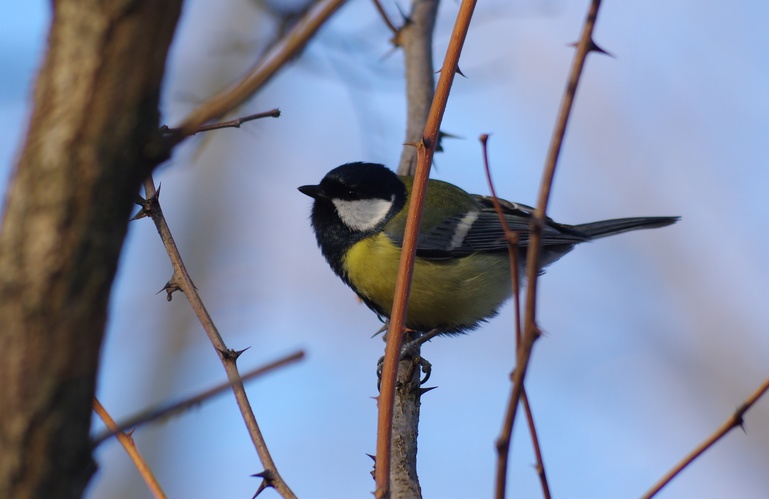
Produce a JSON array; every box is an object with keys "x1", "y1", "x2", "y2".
[{"x1": 299, "y1": 162, "x2": 678, "y2": 335}]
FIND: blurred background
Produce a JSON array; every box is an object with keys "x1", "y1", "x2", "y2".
[{"x1": 2, "y1": 0, "x2": 768, "y2": 497}]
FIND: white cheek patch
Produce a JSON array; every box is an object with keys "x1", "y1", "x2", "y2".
[
  {"x1": 449, "y1": 211, "x2": 479, "y2": 250},
  {"x1": 332, "y1": 196, "x2": 395, "y2": 232}
]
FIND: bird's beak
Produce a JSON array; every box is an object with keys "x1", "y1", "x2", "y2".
[{"x1": 298, "y1": 184, "x2": 326, "y2": 199}]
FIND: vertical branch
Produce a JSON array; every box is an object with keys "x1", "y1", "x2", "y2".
[
  {"x1": 375, "y1": 2, "x2": 478, "y2": 497},
  {"x1": 481, "y1": 137, "x2": 550, "y2": 499},
  {"x1": 384, "y1": 1, "x2": 440, "y2": 497},
  {"x1": 396, "y1": 0, "x2": 440, "y2": 176},
  {"x1": 494, "y1": 1, "x2": 604, "y2": 497},
  {"x1": 0, "y1": 2, "x2": 182, "y2": 497}
]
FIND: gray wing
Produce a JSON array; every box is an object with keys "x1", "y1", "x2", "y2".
[{"x1": 411, "y1": 196, "x2": 590, "y2": 259}]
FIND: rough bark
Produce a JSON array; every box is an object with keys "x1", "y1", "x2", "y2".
[{"x1": 0, "y1": 1, "x2": 182, "y2": 497}]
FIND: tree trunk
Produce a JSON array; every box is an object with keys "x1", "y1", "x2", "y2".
[{"x1": 0, "y1": 1, "x2": 182, "y2": 497}]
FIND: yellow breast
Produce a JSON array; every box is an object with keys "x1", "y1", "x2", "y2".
[{"x1": 343, "y1": 234, "x2": 512, "y2": 332}]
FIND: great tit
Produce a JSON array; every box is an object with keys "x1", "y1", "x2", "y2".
[{"x1": 299, "y1": 162, "x2": 678, "y2": 335}]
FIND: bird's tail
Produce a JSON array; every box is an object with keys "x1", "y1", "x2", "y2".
[{"x1": 571, "y1": 216, "x2": 679, "y2": 240}]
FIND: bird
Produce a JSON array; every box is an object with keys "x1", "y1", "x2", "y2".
[{"x1": 299, "y1": 162, "x2": 678, "y2": 336}]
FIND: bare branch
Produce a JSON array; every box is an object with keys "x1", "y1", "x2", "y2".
[
  {"x1": 375, "y1": 1, "x2": 479, "y2": 497},
  {"x1": 480, "y1": 136, "x2": 550, "y2": 499},
  {"x1": 174, "y1": 0, "x2": 347, "y2": 138},
  {"x1": 137, "y1": 178, "x2": 297, "y2": 499},
  {"x1": 93, "y1": 351, "x2": 304, "y2": 446},
  {"x1": 495, "y1": 1, "x2": 604, "y2": 497},
  {"x1": 93, "y1": 399, "x2": 167, "y2": 499},
  {"x1": 396, "y1": 0, "x2": 440, "y2": 176},
  {"x1": 641, "y1": 375, "x2": 769, "y2": 498},
  {"x1": 162, "y1": 109, "x2": 281, "y2": 137}
]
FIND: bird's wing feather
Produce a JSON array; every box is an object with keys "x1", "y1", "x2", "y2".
[{"x1": 388, "y1": 195, "x2": 590, "y2": 259}]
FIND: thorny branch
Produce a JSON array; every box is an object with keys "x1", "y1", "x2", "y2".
[
  {"x1": 93, "y1": 399, "x2": 166, "y2": 499},
  {"x1": 495, "y1": 1, "x2": 604, "y2": 498},
  {"x1": 375, "y1": 1, "x2": 478, "y2": 497},
  {"x1": 135, "y1": 177, "x2": 297, "y2": 499},
  {"x1": 641, "y1": 375, "x2": 769, "y2": 498},
  {"x1": 480, "y1": 136, "x2": 551, "y2": 499}
]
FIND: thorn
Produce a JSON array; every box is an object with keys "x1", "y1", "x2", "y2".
[
  {"x1": 159, "y1": 275, "x2": 182, "y2": 301},
  {"x1": 125, "y1": 428, "x2": 136, "y2": 437},
  {"x1": 251, "y1": 481, "x2": 268, "y2": 497},
  {"x1": 402, "y1": 140, "x2": 419, "y2": 149},
  {"x1": 434, "y1": 64, "x2": 466, "y2": 77},
  {"x1": 250, "y1": 469, "x2": 275, "y2": 498},
  {"x1": 219, "y1": 347, "x2": 246, "y2": 362},
  {"x1": 436, "y1": 130, "x2": 462, "y2": 152},
  {"x1": 419, "y1": 386, "x2": 438, "y2": 395},
  {"x1": 394, "y1": 2, "x2": 411, "y2": 25},
  {"x1": 231, "y1": 346, "x2": 251, "y2": 360},
  {"x1": 130, "y1": 208, "x2": 148, "y2": 221},
  {"x1": 533, "y1": 324, "x2": 543, "y2": 340},
  {"x1": 380, "y1": 44, "x2": 400, "y2": 61},
  {"x1": 439, "y1": 130, "x2": 462, "y2": 141},
  {"x1": 568, "y1": 38, "x2": 614, "y2": 58},
  {"x1": 368, "y1": 452, "x2": 378, "y2": 479},
  {"x1": 135, "y1": 184, "x2": 163, "y2": 219},
  {"x1": 588, "y1": 39, "x2": 614, "y2": 57},
  {"x1": 371, "y1": 323, "x2": 388, "y2": 338}
]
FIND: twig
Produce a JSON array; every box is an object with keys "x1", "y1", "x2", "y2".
[
  {"x1": 174, "y1": 0, "x2": 346, "y2": 138},
  {"x1": 93, "y1": 398, "x2": 167, "y2": 499},
  {"x1": 480, "y1": 135, "x2": 550, "y2": 499},
  {"x1": 162, "y1": 109, "x2": 281, "y2": 137},
  {"x1": 495, "y1": 1, "x2": 604, "y2": 498},
  {"x1": 641, "y1": 375, "x2": 769, "y2": 498},
  {"x1": 521, "y1": 391, "x2": 551, "y2": 499},
  {"x1": 375, "y1": 1, "x2": 478, "y2": 497},
  {"x1": 137, "y1": 178, "x2": 296, "y2": 499},
  {"x1": 383, "y1": 0, "x2": 441, "y2": 496},
  {"x1": 93, "y1": 351, "x2": 304, "y2": 446}
]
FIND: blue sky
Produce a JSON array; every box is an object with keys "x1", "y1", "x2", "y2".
[{"x1": 3, "y1": 1, "x2": 769, "y2": 498}]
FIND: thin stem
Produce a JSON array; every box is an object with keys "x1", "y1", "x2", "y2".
[
  {"x1": 139, "y1": 178, "x2": 296, "y2": 499},
  {"x1": 375, "y1": 1, "x2": 478, "y2": 497},
  {"x1": 93, "y1": 351, "x2": 304, "y2": 446},
  {"x1": 522, "y1": 390, "x2": 551, "y2": 499},
  {"x1": 641, "y1": 375, "x2": 769, "y2": 498},
  {"x1": 93, "y1": 399, "x2": 166, "y2": 499},
  {"x1": 495, "y1": 1, "x2": 604, "y2": 498},
  {"x1": 481, "y1": 135, "x2": 550, "y2": 499},
  {"x1": 162, "y1": 109, "x2": 280, "y2": 137},
  {"x1": 386, "y1": 0, "x2": 440, "y2": 496},
  {"x1": 371, "y1": 0, "x2": 398, "y2": 35},
  {"x1": 174, "y1": 0, "x2": 346, "y2": 138}
]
